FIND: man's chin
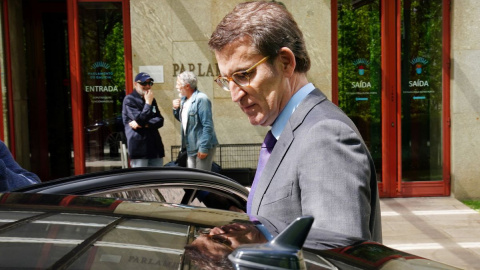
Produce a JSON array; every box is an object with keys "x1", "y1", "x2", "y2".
[{"x1": 247, "y1": 116, "x2": 269, "y2": 127}]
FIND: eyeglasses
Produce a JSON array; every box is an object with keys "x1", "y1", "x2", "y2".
[
  {"x1": 214, "y1": 56, "x2": 269, "y2": 91},
  {"x1": 138, "y1": 81, "x2": 153, "y2": 86}
]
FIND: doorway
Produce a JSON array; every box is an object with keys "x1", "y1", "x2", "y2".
[
  {"x1": 24, "y1": 0, "x2": 73, "y2": 180},
  {"x1": 333, "y1": 0, "x2": 451, "y2": 197},
  {"x1": 21, "y1": 0, "x2": 132, "y2": 179}
]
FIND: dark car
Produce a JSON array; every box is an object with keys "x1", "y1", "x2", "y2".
[
  {"x1": 4, "y1": 167, "x2": 460, "y2": 269},
  {"x1": 14, "y1": 167, "x2": 248, "y2": 210}
]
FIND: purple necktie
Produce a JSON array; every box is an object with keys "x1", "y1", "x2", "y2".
[{"x1": 247, "y1": 131, "x2": 277, "y2": 214}]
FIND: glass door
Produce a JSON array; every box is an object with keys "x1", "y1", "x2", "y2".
[
  {"x1": 336, "y1": 0, "x2": 382, "y2": 183},
  {"x1": 79, "y1": 2, "x2": 127, "y2": 173},
  {"x1": 399, "y1": 0, "x2": 447, "y2": 195},
  {"x1": 68, "y1": 0, "x2": 132, "y2": 175},
  {"x1": 335, "y1": 0, "x2": 450, "y2": 197}
]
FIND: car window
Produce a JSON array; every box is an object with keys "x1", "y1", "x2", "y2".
[
  {"x1": 0, "y1": 210, "x2": 43, "y2": 225},
  {"x1": 69, "y1": 218, "x2": 191, "y2": 269},
  {"x1": 0, "y1": 208, "x2": 341, "y2": 270},
  {"x1": 0, "y1": 208, "x2": 238, "y2": 269},
  {"x1": 96, "y1": 188, "x2": 207, "y2": 207},
  {"x1": 0, "y1": 212, "x2": 119, "y2": 268},
  {"x1": 94, "y1": 187, "x2": 247, "y2": 210},
  {"x1": 13, "y1": 168, "x2": 249, "y2": 211}
]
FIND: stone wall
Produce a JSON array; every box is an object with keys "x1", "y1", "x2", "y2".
[
  {"x1": 130, "y1": 0, "x2": 332, "y2": 162},
  {"x1": 450, "y1": 0, "x2": 480, "y2": 199}
]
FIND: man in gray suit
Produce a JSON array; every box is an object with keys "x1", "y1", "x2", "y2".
[{"x1": 208, "y1": 1, "x2": 381, "y2": 249}]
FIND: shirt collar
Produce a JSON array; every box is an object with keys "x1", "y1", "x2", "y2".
[{"x1": 271, "y1": 83, "x2": 315, "y2": 139}]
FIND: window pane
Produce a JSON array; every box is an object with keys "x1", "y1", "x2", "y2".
[
  {"x1": 69, "y1": 219, "x2": 189, "y2": 270},
  {"x1": 0, "y1": 211, "x2": 42, "y2": 225},
  {"x1": 337, "y1": 0, "x2": 382, "y2": 182},
  {"x1": 79, "y1": 2, "x2": 126, "y2": 172},
  {"x1": 0, "y1": 213, "x2": 117, "y2": 268},
  {"x1": 1, "y1": 213, "x2": 116, "y2": 239},
  {"x1": 401, "y1": 0, "x2": 443, "y2": 181},
  {"x1": 97, "y1": 188, "x2": 207, "y2": 207}
]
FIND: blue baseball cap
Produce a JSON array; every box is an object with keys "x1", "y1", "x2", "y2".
[{"x1": 135, "y1": 72, "x2": 154, "y2": 83}]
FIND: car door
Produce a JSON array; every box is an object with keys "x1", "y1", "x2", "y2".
[{"x1": 13, "y1": 167, "x2": 248, "y2": 211}]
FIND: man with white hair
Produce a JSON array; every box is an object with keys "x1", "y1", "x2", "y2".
[{"x1": 173, "y1": 71, "x2": 218, "y2": 171}]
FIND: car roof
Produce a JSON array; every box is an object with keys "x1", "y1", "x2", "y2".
[
  {"x1": 0, "y1": 192, "x2": 461, "y2": 270},
  {"x1": 0, "y1": 192, "x2": 249, "y2": 227},
  {"x1": 0, "y1": 192, "x2": 250, "y2": 269}
]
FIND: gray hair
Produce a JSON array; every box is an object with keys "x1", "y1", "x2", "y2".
[{"x1": 178, "y1": 71, "x2": 198, "y2": 90}]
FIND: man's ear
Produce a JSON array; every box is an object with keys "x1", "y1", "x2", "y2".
[{"x1": 277, "y1": 47, "x2": 296, "y2": 77}]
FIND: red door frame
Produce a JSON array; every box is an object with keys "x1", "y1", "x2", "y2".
[
  {"x1": 331, "y1": 0, "x2": 451, "y2": 197},
  {"x1": 442, "y1": 0, "x2": 452, "y2": 196},
  {"x1": 67, "y1": 0, "x2": 132, "y2": 175},
  {"x1": 67, "y1": 0, "x2": 84, "y2": 175},
  {"x1": 0, "y1": 0, "x2": 15, "y2": 154},
  {"x1": 383, "y1": 0, "x2": 397, "y2": 197}
]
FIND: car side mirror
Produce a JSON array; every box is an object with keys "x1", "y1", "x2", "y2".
[{"x1": 228, "y1": 216, "x2": 314, "y2": 270}]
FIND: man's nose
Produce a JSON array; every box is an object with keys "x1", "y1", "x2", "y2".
[{"x1": 230, "y1": 83, "x2": 245, "y2": 103}]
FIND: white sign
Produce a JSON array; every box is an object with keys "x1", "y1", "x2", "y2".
[{"x1": 139, "y1": 65, "x2": 164, "y2": 83}]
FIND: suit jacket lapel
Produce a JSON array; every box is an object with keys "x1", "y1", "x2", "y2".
[{"x1": 251, "y1": 89, "x2": 327, "y2": 214}]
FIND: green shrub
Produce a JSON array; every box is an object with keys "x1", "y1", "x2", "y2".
[{"x1": 462, "y1": 200, "x2": 480, "y2": 212}]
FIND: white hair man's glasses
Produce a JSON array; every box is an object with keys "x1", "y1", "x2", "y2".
[{"x1": 214, "y1": 56, "x2": 269, "y2": 91}]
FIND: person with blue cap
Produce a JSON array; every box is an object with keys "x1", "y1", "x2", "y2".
[{"x1": 122, "y1": 72, "x2": 165, "y2": 167}]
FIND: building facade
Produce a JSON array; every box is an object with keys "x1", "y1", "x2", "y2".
[{"x1": 0, "y1": 0, "x2": 478, "y2": 199}]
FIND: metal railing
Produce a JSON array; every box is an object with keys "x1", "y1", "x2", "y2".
[
  {"x1": 171, "y1": 144, "x2": 262, "y2": 169},
  {"x1": 171, "y1": 144, "x2": 261, "y2": 185}
]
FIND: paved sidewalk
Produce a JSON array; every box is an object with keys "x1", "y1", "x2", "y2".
[{"x1": 381, "y1": 197, "x2": 480, "y2": 270}]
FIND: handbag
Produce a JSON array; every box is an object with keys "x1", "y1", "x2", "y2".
[
  {"x1": 175, "y1": 148, "x2": 187, "y2": 167},
  {"x1": 211, "y1": 162, "x2": 221, "y2": 173}
]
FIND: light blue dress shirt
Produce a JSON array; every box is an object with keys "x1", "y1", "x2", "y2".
[{"x1": 271, "y1": 83, "x2": 316, "y2": 139}]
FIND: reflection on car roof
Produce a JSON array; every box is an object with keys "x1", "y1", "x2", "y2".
[{"x1": 0, "y1": 192, "x2": 250, "y2": 269}]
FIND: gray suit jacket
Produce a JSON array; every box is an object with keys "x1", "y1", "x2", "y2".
[{"x1": 252, "y1": 89, "x2": 382, "y2": 250}]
